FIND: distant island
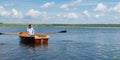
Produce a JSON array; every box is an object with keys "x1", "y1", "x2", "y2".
[{"x1": 0, "y1": 24, "x2": 120, "y2": 28}]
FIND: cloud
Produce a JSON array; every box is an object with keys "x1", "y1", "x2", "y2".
[
  {"x1": 83, "y1": 10, "x2": 90, "y2": 17},
  {"x1": 12, "y1": 9, "x2": 23, "y2": 18},
  {"x1": 56, "y1": 13, "x2": 79, "y2": 19},
  {"x1": 94, "y1": 3, "x2": 107, "y2": 11},
  {"x1": 95, "y1": 14, "x2": 104, "y2": 18},
  {"x1": 113, "y1": 2, "x2": 120, "y2": 12},
  {"x1": 0, "y1": 6, "x2": 11, "y2": 16},
  {"x1": 60, "y1": 4, "x2": 69, "y2": 10},
  {"x1": 71, "y1": 0, "x2": 82, "y2": 6},
  {"x1": 41, "y1": 2, "x2": 55, "y2": 8},
  {"x1": 64, "y1": 12, "x2": 78, "y2": 19},
  {"x1": 26, "y1": 9, "x2": 41, "y2": 18},
  {"x1": 60, "y1": 0, "x2": 82, "y2": 10},
  {"x1": 26, "y1": 9, "x2": 47, "y2": 18}
]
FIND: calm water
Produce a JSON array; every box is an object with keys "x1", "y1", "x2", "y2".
[{"x1": 0, "y1": 27, "x2": 120, "y2": 60}]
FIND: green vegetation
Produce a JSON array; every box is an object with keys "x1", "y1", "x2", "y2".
[{"x1": 0, "y1": 24, "x2": 120, "y2": 28}]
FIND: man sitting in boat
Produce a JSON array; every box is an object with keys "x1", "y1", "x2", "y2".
[{"x1": 27, "y1": 24, "x2": 35, "y2": 36}]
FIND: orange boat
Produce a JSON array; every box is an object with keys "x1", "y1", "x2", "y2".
[{"x1": 18, "y1": 32, "x2": 50, "y2": 44}]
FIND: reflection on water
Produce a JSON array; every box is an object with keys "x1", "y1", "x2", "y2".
[{"x1": 20, "y1": 40, "x2": 49, "y2": 51}]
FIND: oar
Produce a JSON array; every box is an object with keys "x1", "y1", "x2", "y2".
[
  {"x1": 58, "y1": 30, "x2": 67, "y2": 33},
  {"x1": 0, "y1": 30, "x2": 67, "y2": 35},
  {"x1": 39, "y1": 30, "x2": 67, "y2": 35},
  {"x1": 0, "y1": 32, "x2": 17, "y2": 35},
  {"x1": 0, "y1": 32, "x2": 4, "y2": 35}
]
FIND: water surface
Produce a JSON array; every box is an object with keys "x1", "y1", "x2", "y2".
[{"x1": 0, "y1": 27, "x2": 120, "y2": 60}]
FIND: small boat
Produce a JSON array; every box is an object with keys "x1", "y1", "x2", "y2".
[{"x1": 18, "y1": 32, "x2": 49, "y2": 44}]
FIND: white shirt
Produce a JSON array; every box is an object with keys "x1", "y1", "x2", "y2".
[{"x1": 27, "y1": 28, "x2": 34, "y2": 36}]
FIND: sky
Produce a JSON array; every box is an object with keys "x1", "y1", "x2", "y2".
[{"x1": 0, "y1": 0, "x2": 120, "y2": 24}]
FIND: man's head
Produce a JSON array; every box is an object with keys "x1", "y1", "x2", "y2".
[{"x1": 28, "y1": 24, "x2": 33, "y2": 28}]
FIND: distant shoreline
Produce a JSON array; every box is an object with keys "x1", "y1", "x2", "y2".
[{"x1": 0, "y1": 24, "x2": 120, "y2": 28}]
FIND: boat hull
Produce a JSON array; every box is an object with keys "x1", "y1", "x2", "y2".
[
  {"x1": 19, "y1": 32, "x2": 49, "y2": 44},
  {"x1": 19, "y1": 36, "x2": 49, "y2": 44}
]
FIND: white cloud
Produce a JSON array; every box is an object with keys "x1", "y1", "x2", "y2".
[
  {"x1": 41, "y1": 2, "x2": 55, "y2": 8},
  {"x1": 64, "y1": 12, "x2": 78, "y2": 19},
  {"x1": 95, "y1": 13, "x2": 104, "y2": 18},
  {"x1": 94, "y1": 3, "x2": 107, "y2": 11},
  {"x1": 0, "y1": 6, "x2": 11, "y2": 16},
  {"x1": 26, "y1": 9, "x2": 47, "y2": 18},
  {"x1": 26, "y1": 9, "x2": 41, "y2": 18},
  {"x1": 60, "y1": 0, "x2": 82, "y2": 10},
  {"x1": 95, "y1": 14, "x2": 100, "y2": 18},
  {"x1": 60, "y1": 4, "x2": 69, "y2": 10},
  {"x1": 83, "y1": 10, "x2": 90, "y2": 17},
  {"x1": 113, "y1": 2, "x2": 120, "y2": 12},
  {"x1": 12, "y1": 9, "x2": 23, "y2": 18}
]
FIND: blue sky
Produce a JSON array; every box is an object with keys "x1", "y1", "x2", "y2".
[{"x1": 0, "y1": 0, "x2": 120, "y2": 24}]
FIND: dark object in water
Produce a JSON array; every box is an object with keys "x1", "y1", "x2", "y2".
[
  {"x1": 58, "y1": 30, "x2": 67, "y2": 33},
  {"x1": 0, "y1": 32, "x2": 4, "y2": 35},
  {"x1": 0, "y1": 43, "x2": 5, "y2": 45}
]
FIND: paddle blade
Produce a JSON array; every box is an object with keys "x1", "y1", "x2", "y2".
[
  {"x1": 58, "y1": 30, "x2": 67, "y2": 33},
  {"x1": 0, "y1": 33, "x2": 4, "y2": 35}
]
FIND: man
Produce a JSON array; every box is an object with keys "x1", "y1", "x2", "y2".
[{"x1": 27, "y1": 24, "x2": 35, "y2": 36}]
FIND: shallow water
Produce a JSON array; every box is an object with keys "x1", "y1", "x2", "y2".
[{"x1": 0, "y1": 27, "x2": 120, "y2": 60}]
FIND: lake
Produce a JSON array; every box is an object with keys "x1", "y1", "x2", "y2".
[{"x1": 0, "y1": 27, "x2": 120, "y2": 60}]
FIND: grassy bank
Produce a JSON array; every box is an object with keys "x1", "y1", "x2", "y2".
[{"x1": 0, "y1": 24, "x2": 120, "y2": 28}]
